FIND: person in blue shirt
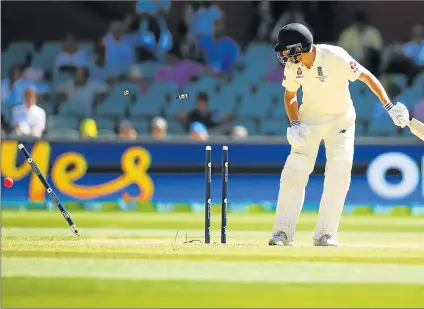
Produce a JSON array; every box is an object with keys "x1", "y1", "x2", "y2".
[
  {"x1": 197, "y1": 19, "x2": 240, "y2": 76},
  {"x1": 102, "y1": 21, "x2": 137, "y2": 77},
  {"x1": 135, "y1": 0, "x2": 172, "y2": 60},
  {"x1": 1, "y1": 65, "x2": 38, "y2": 104},
  {"x1": 402, "y1": 24, "x2": 424, "y2": 67}
]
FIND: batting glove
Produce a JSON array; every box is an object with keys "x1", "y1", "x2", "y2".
[
  {"x1": 287, "y1": 120, "x2": 310, "y2": 147},
  {"x1": 385, "y1": 102, "x2": 410, "y2": 128}
]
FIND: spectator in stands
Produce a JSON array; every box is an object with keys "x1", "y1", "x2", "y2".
[
  {"x1": 255, "y1": 1, "x2": 274, "y2": 41},
  {"x1": 270, "y1": 3, "x2": 310, "y2": 42},
  {"x1": 1, "y1": 65, "x2": 33, "y2": 104},
  {"x1": 231, "y1": 125, "x2": 248, "y2": 140},
  {"x1": 403, "y1": 24, "x2": 424, "y2": 67},
  {"x1": 151, "y1": 116, "x2": 168, "y2": 139},
  {"x1": 102, "y1": 21, "x2": 137, "y2": 77},
  {"x1": 11, "y1": 87, "x2": 46, "y2": 138},
  {"x1": 338, "y1": 11, "x2": 383, "y2": 74},
  {"x1": 197, "y1": 19, "x2": 240, "y2": 76},
  {"x1": 55, "y1": 33, "x2": 88, "y2": 72},
  {"x1": 177, "y1": 92, "x2": 220, "y2": 132},
  {"x1": 80, "y1": 118, "x2": 98, "y2": 139},
  {"x1": 190, "y1": 121, "x2": 209, "y2": 141},
  {"x1": 56, "y1": 67, "x2": 109, "y2": 116},
  {"x1": 119, "y1": 120, "x2": 137, "y2": 140},
  {"x1": 186, "y1": 1, "x2": 222, "y2": 38},
  {"x1": 154, "y1": 54, "x2": 204, "y2": 87},
  {"x1": 180, "y1": 1, "x2": 222, "y2": 58},
  {"x1": 136, "y1": 0, "x2": 170, "y2": 33},
  {"x1": 135, "y1": 0, "x2": 173, "y2": 61}
]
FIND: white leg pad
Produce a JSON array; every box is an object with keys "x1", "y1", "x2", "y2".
[
  {"x1": 314, "y1": 160, "x2": 352, "y2": 240},
  {"x1": 273, "y1": 153, "x2": 314, "y2": 241}
]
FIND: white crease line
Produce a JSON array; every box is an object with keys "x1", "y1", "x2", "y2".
[{"x1": 3, "y1": 257, "x2": 424, "y2": 284}]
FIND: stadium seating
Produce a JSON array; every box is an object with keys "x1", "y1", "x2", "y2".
[
  {"x1": 2, "y1": 38, "x2": 423, "y2": 139},
  {"x1": 232, "y1": 119, "x2": 258, "y2": 135},
  {"x1": 47, "y1": 115, "x2": 80, "y2": 131},
  {"x1": 45, "y1": 128, "x2": 80, "y2": 139},
  {"x1": 97, "y1": 129, "x2": 117, "y2": 139}
]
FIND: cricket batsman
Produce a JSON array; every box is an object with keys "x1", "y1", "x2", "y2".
[{"x1": 269, "y1": 23, "x2": 410, "y2": 247}]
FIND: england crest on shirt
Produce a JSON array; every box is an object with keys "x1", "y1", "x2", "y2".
[{"x1": 316, "y1": 66, "x2": 327, "y2": 82}]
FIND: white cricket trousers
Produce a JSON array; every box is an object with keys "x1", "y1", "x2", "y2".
[{"x1": 273, "y1": 107, "x2": 356, "y2": 242}]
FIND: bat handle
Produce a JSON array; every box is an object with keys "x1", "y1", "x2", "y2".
[{"x1": 70, "y1": 225, "x2": 79, "y2": 236}]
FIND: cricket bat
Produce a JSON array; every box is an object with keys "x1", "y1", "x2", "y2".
[{"x1": 407, "y1": 118, "x2": 424, "y2": 141}]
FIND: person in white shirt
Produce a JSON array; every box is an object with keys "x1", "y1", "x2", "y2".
[
  {"x1": 55, "y1": 33, "x2": 88, "y2": 71},
  {"x1": 11, "y1": 87, "x2": 46, "y2": 138},
  {"x1": 269, "y1": 23, "x2": 410, "y2": 247}
]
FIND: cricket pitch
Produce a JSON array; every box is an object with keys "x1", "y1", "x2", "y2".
[{"x1": 2, "y1": 211, "x2": 424, "y2": 308}]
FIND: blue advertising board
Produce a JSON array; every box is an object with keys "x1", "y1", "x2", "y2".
[{"x1": 1, "y1": 140, "x2": 423, "y2": 207}]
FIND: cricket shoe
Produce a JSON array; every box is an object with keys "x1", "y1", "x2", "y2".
[
  {"x1": 313, "y1": 234, "x2": 340, "y2": 247},
  {"x1": 268, "y1": 231, "x2": 293, "y2": 246}
]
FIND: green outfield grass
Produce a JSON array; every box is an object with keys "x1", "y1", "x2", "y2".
[{"x1": 2, "y1": 211, "x2": 424, "y2": 308}]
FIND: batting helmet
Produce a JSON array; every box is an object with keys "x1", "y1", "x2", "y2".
[{"x1": 274, "y1": 23, "x2": 313, "y2": 67}]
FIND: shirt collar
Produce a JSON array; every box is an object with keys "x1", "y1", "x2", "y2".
[{"x1": 313, "y1": 44, "x2": 322, "y2": 65}]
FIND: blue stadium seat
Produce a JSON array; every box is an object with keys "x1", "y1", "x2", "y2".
[
  {"x1": 130, "y1": 119, "x2": 149, "y2": 135},
  {"x1": 196, "y1": 75, "x2": 224, "y2": 90},
  {"x1": 97, "y1": 129, "x2": 117, "y2": 139},
  {"x1": 93, "y1": 117, "x2": 116, "y2": 131},
  {"x1": 138, "y1": 61, "x2": 163, "y2": 79},
  {"x1": 38, "y1": 102, "x2": 55, "y2": 115},
  {"x1": 165, "y1": 92, "x2": 196, "y2": 117},
  {"x1": 52, "y1": 71, "x2": 74, "y2": 87},
  {"x1": 355, "y1": 122, "x2": 365, "y2": 136},
  {"x1": 167, "y1": 119, "x2": 186, "y2": 134},
  {"x1": 95, "y1": 96, "x2": 128, "y2": 118},
  {"x1": 270, "y1": 102, "x2": 288, "y2": 120},
  {"x1": 31, "y1": 52, "x2": 55, "y2": 72},
  {"x1": 237, "y1": 94, "x2": 270, "y2": 119},
  {"x1": 58, "y1": 101, "x2": 92, "y2": 118},
  {"x1": 355, "y1": 95, "x2": 377, "y2": 123},
  {"x1": 45, "y1": 128, "x2": 80, "y2": 140},
  {"x1": 2, "y1": 104, "x2": 14, "y2": 122},
  {"x1": 232, "y1": 119, "x2": 258, "y2": 135},
  {"x1": 129, "y1": 95, "x2": 164, "y2": 118},
  {"x1": 112, "y1": 82, "x2": 142, "y2": 98},
  {"x1": 367, "y1": 117, "x2": 399, "y2": 136},
  {"x1": 184, "y1": 81, "x2": 217, "y2": 97},
  {"x1": 350, "y1": 81, "x2": 367, "y2": 100},
  {"x1": 399, "y1": 87, "x2": 422, "y2": 107},
  {"x1": 243, "y1": 42, "x2": 275, "y2": 67},
  {"x1": 146, "y1": 82, "x2": 180, "y2": 101},
  {"x1": 230, "y1": 73, "x2": 258, "y2": 90},
  {"x1": 259, "y1": 119, "x2": 288, "y2": 136},
  {"x1": 2, "y1": 52, "x2": 27, "y2": 75},
  {"x1": 47, "y1": 115, "x2": 80, "y2": 131},
  {"x1": 7, "y1": 41, "x2": 35, "y2": 56},
  {"x1": 208, "y1": 93, "x2": 237, "y2": 113},
  {"x1": 254, "y1": 83, "x2": 283, "y2": 105},
  {"x1": 78, "y1": 42, "x2": 94, "y2": 55},
  {"x1": 40, "y1": 41, "x2": 62, "y2": 58}
]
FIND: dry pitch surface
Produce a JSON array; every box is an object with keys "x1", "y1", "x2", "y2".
[{"x1": 2, "y1": 211, "x2": 424, "y2": 308}]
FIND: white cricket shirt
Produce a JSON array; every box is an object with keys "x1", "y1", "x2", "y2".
[
  {"x1": 282, "y1": 44, "x2": 363, "y2": 116},
  {"x1": 11, "y1": 104, "x2": 46, "y2": 137}
]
